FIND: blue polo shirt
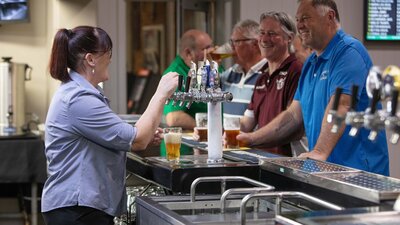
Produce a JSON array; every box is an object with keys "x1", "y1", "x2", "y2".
[
  {"x1": 294, "y1": 29, "x2": 389, "y2": 175},
  {"x1": 42, "y1": 71, "x2": 135, "y2": 216}
]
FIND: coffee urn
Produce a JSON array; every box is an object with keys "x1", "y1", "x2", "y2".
[{"x1": 0, "y1": 57, "x2": 32, "y2": 134}]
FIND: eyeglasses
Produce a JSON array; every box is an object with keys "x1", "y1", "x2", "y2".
[{"x1": 229, "y1": 38, "x2": 256, "y2": 46}]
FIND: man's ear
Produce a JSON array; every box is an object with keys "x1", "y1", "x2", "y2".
[
  {"x1": 84, "y1": 53, "x2": 96, "y2": 67},
  {"x1": 327, "y1": 9, "x2": 336, "y2": 23},
  {"x1": 287, "y1": 34, "x2": 294, "y2": 43},
  {"x1": 184, "y1": 48, "x2": 193, "y2": 60}
]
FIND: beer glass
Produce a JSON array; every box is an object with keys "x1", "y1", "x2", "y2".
[
  {"x1": 195, "y1": 113, "x2": 208, "y2": 142},
  {"x1": 209, "y1": 42, "x2": 234, "y2": 61},
  {"x1": 223, "y1": 117, "x2": 240, "y2": 149},
  {"x1": 163, "y1": 127, "x2": 182, "y2": 161}
]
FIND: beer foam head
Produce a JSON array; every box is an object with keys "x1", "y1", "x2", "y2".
[{"x1": 164, "y1": 133, "x2": 182, "y2": 143}]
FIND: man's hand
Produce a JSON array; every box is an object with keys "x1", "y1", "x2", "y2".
[
  {"x1": 298, "y1": 149, "x2": 329, "y2": 161},
  {"x1": 236, "y1": 132, "x2": 253, "y2": 146},
  {"x1": 192, "y1": 127, "x2": 200, "y2": 141}
]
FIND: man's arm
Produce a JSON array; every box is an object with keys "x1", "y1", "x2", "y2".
[
  {"x1": 165, "y1": 111, "x2": 196, "y2": 130},
  {"x1": 299, "y1": 94, "x2": 351, "y2": 160},
  {"x1": 237, "y1": 100, "x2": 304, "y2": 147}
]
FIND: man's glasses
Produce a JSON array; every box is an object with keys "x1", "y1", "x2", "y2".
[{"x1": 229, "y1": 38, "x2": 256, "y2": 46}]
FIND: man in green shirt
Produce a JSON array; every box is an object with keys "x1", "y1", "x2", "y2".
[{"x1": 163, "y1": 29, "x2": 213, "y2": 130}]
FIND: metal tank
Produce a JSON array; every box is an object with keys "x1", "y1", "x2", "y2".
[{"x1": 0, "y1": 57, "x2": 32, "y2": 134}]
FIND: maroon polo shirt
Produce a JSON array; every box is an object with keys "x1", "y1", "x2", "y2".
[{"x1": 248, "y1": 54, "x2": 302, "y2": 156}]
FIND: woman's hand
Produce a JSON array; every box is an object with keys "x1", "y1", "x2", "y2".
[
  {"x1": 156, "y1": 72, "x2": 179, "y2": 98},
  {"x1": 149, "y1": 127, "x2": 163, "y2": 147}
]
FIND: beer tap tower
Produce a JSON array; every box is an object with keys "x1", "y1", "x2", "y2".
[
  {"x1": 166, "y1": 59, "x2": 233, "y2": 162},
  {"x1": 327, "y1": 65, "x2": 400, "y2": 144}
]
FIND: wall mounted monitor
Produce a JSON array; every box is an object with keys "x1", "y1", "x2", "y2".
[
  {"x1": 0, "y1": 0, "x2": 29, "y2": 24},
  {"x1": 365, "y1": 0, "x2": 400, "y2": 41}
]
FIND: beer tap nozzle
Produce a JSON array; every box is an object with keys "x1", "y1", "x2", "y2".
[
  {"x1": 385, "y1": 90, "x2": 400, "y2": 144},
  {"x1": 364, "y1": 88, "x2": 385, "y2": 141}
]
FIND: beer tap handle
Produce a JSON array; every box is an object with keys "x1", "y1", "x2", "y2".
[
  {"x1": 388, "y1": 90, "x2": 400, "y2": 144},
  {"x1": 390, "y1": 90, "x2": 399, "y2": 117},
  {"x1": 178, "y1": 75, "x2": 183, "y2": 91},
  {"x1": 184, "y1": 76, "x2": 191, "y2": 93},
  {"x1": 327, "y1": 87, "x2": 343, "y2": 133},
  {"x1": 332, "y1": 87, "x2": 343, "y2": 111},
  {"x1": 366, "y1": 89, "x2": 382, "y2": 141},
  {"x1": 370, "y1": 88, "x2": 380, "y2": 114},
  {"x1": 350, "y1": 85, "x2": 359, "y2": 111}
]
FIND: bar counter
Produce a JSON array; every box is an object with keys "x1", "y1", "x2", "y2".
[{"x1": 126, "y1": 136, "x2": 263, "y2": 193}]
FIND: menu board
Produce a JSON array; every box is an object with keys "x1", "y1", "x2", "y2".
[{"x1": 365, "y1": 0, "x2": 400, "y2": 41}]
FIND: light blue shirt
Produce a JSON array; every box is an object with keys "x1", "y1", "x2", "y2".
[
  {"x1": 221, "y1": 58, "x2": 266, "y2": 118},
  {"x1": 42, "y1": 71, "x2": 136, "y2": 216},
  {"x1": 294, "y1": 29, "x2": 389, "y2": 175}
]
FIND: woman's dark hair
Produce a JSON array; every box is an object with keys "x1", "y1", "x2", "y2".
[{"x1": 48, "y1": 26, "x2": 113, "y2": 82}]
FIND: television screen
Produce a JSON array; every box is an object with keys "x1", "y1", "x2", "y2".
[
  {"x1": 365, "y1": 0, "x2": 400, "y2": 41},
  {"x1": 0, "y1": 0, "x2": 29, "y2": 23}
]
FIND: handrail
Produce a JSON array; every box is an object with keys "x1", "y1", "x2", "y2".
[
  {"x1": 190, "y1": 176, "x2": 274, "y2": 202},
  {"x1": 240, "y1": 191, "x2": 344, "y2": 225},
  {"x1": 220, "y1": 187, "x2": 274, "y2": 213}
]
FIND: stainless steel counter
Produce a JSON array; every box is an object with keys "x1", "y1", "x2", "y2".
[{"x1": 126, "y1": 136, "x2": 400, "y2": 224}]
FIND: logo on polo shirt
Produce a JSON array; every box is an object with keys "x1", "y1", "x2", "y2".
[
  {"x1": 320, "y1": 70, "x2": 328, "y2": 80},
  {"x1": 276, "y1": 77, "x2": 286, "y2": 90}
]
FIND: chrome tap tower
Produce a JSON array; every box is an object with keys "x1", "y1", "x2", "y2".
[
  {"x1": 166, "y1": 60, "x2": 233, "y2": 162},
  {"x1": 327, "y1": 65, "x2": 400, "y2": 144}
]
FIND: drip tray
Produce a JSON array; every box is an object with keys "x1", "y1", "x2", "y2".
[
  {"x1": 129, "y1": 155, "x2": 260, "y2": 193},
  {"x1": 260, "y1": 158, "x2": 400, "y2": 203}
]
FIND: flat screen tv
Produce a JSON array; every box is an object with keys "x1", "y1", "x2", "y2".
[
  {"x1": 0, "y1": 0, "x2": 29, "y2": 24},
  {"x1": 365, "y1": 0, "x2": 400, "y2": 41}
]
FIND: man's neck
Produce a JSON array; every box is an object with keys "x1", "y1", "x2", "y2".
[
  {"x1": 315, "y1": 27, "x2": 340, "y2": 56},
  {"x1": 268, "y1": 52, "x2": 290, "y2": 74}
]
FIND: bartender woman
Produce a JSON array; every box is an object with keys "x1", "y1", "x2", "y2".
[{"x1": 41, "y1": 26, "x2": 178, "y2": 225}]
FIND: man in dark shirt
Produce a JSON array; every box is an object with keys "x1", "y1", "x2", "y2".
[{"x1": 240, "y1": 11, "x2": 303, "y2": 156}]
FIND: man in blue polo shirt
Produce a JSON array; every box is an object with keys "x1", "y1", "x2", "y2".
[{"x1": 237, "y1": 0, "x2": 389, "y2": 175}]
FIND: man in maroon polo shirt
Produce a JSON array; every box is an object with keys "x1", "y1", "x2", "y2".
[{"x1": 239, "y1": 11, "x2": 304, "y2": 156}]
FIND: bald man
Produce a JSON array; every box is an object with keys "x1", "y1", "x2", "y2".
[{"x1": 162, "y1": 29, "x2": 213, "y2": 129}]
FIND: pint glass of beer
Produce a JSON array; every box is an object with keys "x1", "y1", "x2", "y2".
[
  {"x1": 209, "y1": 42, "x2": 234, "y2": 61},
  {"x1": 223, "y1": 117, "x2": 240, "y2": 149},
  {"x1": 195, "y1": 113, "x2": 208, "y2": 142},
  {"x1": 163, "y1": 127, "x2": 182, "y2": 161}
]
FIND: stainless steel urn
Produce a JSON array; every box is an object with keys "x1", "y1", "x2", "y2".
[{"x1": 0, "y1": 57, "x2": 32, "y2": 133}]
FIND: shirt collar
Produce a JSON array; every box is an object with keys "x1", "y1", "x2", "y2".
[
  {"x1": 265, "y1": 54, "x2": 297, "y2": 73},
  {"x1": 176, "y1": 55, "x2": 190, "y2": 71},
  {"x1": 233, "y1": 58, "x2": 267, "y2": 77},
  {"x1": 248, "y1": 58, "x2": 268, "y2": 76},
  {"x1": 310, "y1": 29, "x2": 344, "y2": 62},
  {"x1": 69, "y1": 70, "x2": 105, "y2": 96}
]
